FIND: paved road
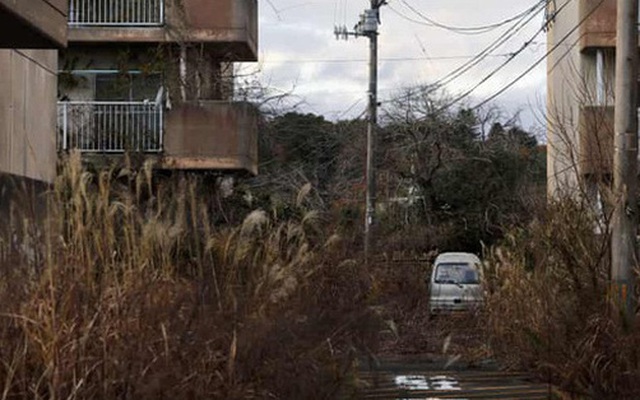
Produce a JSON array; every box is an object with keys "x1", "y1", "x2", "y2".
[{"x1": 358, "y1": 360, "x2": 554, "y2": 399}]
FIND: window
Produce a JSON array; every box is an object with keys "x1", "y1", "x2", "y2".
[
  {"x1": 435, "y1": 263, "x2": 480, "y2": 285},
  {"x1": 95, "y1": 72, "x2": 162, "y2": 101}
]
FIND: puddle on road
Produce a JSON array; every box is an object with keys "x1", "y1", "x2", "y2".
[
  {"x1": 394, "y1": 375, "x2": 431, "y2": 390},
  {"x1": 394, "y1": 374, "x2": 463, "y2": 392},
  {"x1": 394, "y1": 375, "x2": 462, "y2": 391}
]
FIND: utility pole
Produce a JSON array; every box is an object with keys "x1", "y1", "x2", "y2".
[
  {"x1": 335, "y1": 0, "x2": 386, "y2": 263},
  {"x1": 612, "y1": 0, "x2": 638, "y2": 326}
]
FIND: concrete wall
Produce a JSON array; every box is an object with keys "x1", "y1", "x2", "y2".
[
  {"x1": 547, "y1": 0, "x2": 584, "y2": 198},
  {"x1": 579, "y1": 0, "x2": 616, "y2": 50},
  {"x1": 579, "y1": 105, "x2": 614, "y2": 175},
  {"x1": 0, "y1": 0, "x2": 66, "y2": 183},
  {"x1": 0, "y1": 0, "x2": 68, "y2": 47},
  {"x1": 67, "y1": 0, "x2": 258, "y2": 61},
  {"x1": 0, "y1": 50, "x2": 58, "y2": 183},
  {"x1": 162, "y1": 101, "x2": 258, "y2": 174}
]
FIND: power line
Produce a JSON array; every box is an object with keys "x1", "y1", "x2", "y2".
[
  {"x1": 431, "y1": 0, "x2": 548, "y2": 90},
  {"x1": 260, "y1": 53, "x2": 514, "y2": 64},
  {"x1": 378, "y1": 0, "x2": 547, "y2": 107},
  {"x1": 471, "y1": 0, "x2": 606, "y2": 110},
  {"x1": 432, "y1": 0, "x2": 572, "y2": 111},
  {"x1": 437, "y1": 21, "x2": 549, "y2": 111},
  {"x1": 265, "y1": 0, "x2": 282, "y2": 21},
  {"x1": 395, "y1": 0, "x2": 546, "y2": 35}
]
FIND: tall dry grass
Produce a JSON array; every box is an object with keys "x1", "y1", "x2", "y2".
[
  {"x1": 0, "y1": 154, "x2": 378, "y2": 399},
  {"x1": 482, "y1": 199, "x2": 640, "y2": 398}
]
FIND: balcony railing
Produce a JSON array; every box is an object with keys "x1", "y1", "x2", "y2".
[
  {"x1": 58, "y1": 101, "x2": 163, "y2": 153},
  {"x1": 68, "y1": 0, "x2": 164, "y2": 26}
]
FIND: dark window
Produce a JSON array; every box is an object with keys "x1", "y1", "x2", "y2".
[{"x1": 95, "y1": 73, "x2": 162, "y2": 101}]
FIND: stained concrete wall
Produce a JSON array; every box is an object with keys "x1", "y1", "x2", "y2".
[
  {"x1": 546, "y1": 0, "x2": 588, "y2": 198},
  {"x1": 0, "y1": 0, "x2": 66, "y2": 183},
  {"x1": 0, "y1": 0, "x2": 68, "y2": 47},
  {"x1": 163, "y1": 101, "x2": 258, "y2": 174},
  {"x1": 0, "y1": 50, "x2": 58, "y2": 183},
  {"x1": 67, "y1": 0, "x2": 258, "y2": 61}
]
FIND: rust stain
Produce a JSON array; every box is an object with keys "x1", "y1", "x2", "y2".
[
  {"x1": 579, "y1": 0, "x2": 617, "y2": 51},
  {"x1": 578, "y1": 106, "x2": 614, "y2": 175},
  {"x1": 67, "y1": 0, "x2": 257, "y2": 60},
  {"x1": 163, "y1": 101, "x2": 258, "y2": 175}
]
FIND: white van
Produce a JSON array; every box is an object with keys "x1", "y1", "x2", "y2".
[{"x1": 428, "y1": 252, "x2": 483, "y2": 315}]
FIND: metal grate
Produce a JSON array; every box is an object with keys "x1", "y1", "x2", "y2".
[
  {"x1": 57, "y1": 101, "x2": 164, "y2": 153},
  {"x1": 68, "y1": 0, "x2": 164, "y2": 26}
]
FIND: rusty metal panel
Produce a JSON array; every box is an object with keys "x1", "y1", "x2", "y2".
[
  {"x1": 579, "y1": 0, "x2": 616, "y2": 51},
  {"x1": 579, "y1": 105, "x2": 614, "y2": 175},
  {"x1": 163, "y1": 101, "x2": 258, "y2": 174},
  {"x1": 0, "y1": 0, "x2": 67, "y2": 48}
]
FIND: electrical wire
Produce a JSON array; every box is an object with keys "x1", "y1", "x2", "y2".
[
  {"x1": 431, "y1": 0, "x2": 549, "y2": 91},
  {"x1": 395, "y1": 0, "x2": 546, "y2": 35},
  {"x1": 471, "y1": 0, "x2": 606, "y2": 111},
  {"x1": 437, "y1": 23, "x2": 549, "y2": 112},
  {"x1": 260, "y1": 53, "x2": 514, "y2": 64},
  {"x1": 265, "y1": 0, "x2": 282, "y2": 21},
  {"x1": 380, "y1": 0, "x2": 548, "y2": 107},
  {"x1": 431, "y1": 0, "x2": 573, "y2": 112}
]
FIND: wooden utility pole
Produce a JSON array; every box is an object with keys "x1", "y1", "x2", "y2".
[
  {"x1": 335, "y1": 1, "x2": 386, "y2": 263},
  {"x1": 612, "y1": 0, "x2": 638, "y2": 325},
  {"x1": 364, "y1": 0, "x2": 384, "y2": 263}
]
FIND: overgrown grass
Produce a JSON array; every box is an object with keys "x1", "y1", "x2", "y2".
[
  {"x1": 0, "y1": 154, "x2": 378, "y2": 399},
  {"x1": 481, "y1": 199, "x2": 640, "y2": 398}
]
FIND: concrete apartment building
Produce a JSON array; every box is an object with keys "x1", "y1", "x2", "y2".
[
  {"x1": 546, "y1": 0, "x2": 617, "y2": 200},
  {"x1": 0, "y1": 0, "x2": 68, "y2": 183},
  {"x1": 57, "y1": 0, "x2": 259, "y2": 175}
]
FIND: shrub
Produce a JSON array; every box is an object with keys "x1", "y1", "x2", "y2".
[
  {"x1": 482, "y1": 199, "x2": 640, "y2": 398},
  {"x1": 0, "y1": 154, "x2": 377, "y2": 399}
]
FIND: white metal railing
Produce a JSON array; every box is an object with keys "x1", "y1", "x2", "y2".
[
  {"x1": 68, "y1": 0, "x2": 164, "y2": 26},
  {"x1": 57, "y1": 102, "x2": 163, "y2": 153}
]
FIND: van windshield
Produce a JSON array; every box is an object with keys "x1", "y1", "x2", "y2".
[{"x1": 435, "y1": 263, "x2": 480, "y2": 284}]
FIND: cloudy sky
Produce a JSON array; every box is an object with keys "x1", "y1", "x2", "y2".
[{"x1": 247, "y1": 0, "x2": 549, "y2": 132}]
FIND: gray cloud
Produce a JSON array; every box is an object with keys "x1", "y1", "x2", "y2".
[{"x1": 254, "y1": 0, "x2": 551, "y2": 130}]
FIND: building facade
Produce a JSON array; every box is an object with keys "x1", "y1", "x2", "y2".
[
  {"x1": 547, "y1": 0, "x2": 619, "y2": 201},
  {"x1": 0, "y1": 0, "x2": 68, "y2": 183},
  {"x1": 57, "y1": 0, "x2": 259, "y2": 175}
]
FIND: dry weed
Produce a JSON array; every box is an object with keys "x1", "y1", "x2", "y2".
[
  {"x1": 0, "y1": 156, "x2": 377, "y2": 399},
  {"x1": 482, "y1": 200, "x2": 640, "y2": 398}
]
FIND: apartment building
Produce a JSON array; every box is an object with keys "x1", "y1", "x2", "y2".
[
  {"x1": 546, "y1": 0, "x2": 617, "y2": 199},
  {"x1": 0, "y1": 0, "x2": 68, "y2": 183},
  {"x1": 57, "y1": 0, "x2": 259, "y2": 175}
]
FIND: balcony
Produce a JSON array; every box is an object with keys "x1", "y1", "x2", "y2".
[
  {"x1": 67, "y1": 0, "x2": 257, "y2": 61},
  {"x1": 57, "y1": 101, "x2": 163, "y2": 153},
  {"x1": 56, "y1": 100, "x2": 258, "y2": 175},
  {"x1": 579, "y1": 0, "x2": 617, "y2": 51},
  {"x1": 68, "y1": 0, "x2": 164, "y2": 27},
  {"x1": 161, "y1": 101, "x2": 258, "y2": 174},
  {"x1": 578, "y1": 105, "x2": 614, "y2": 175}
]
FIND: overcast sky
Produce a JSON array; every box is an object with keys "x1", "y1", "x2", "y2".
[{"x1": 246, "y1": 0, "x2": 549, "y2": 133}]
